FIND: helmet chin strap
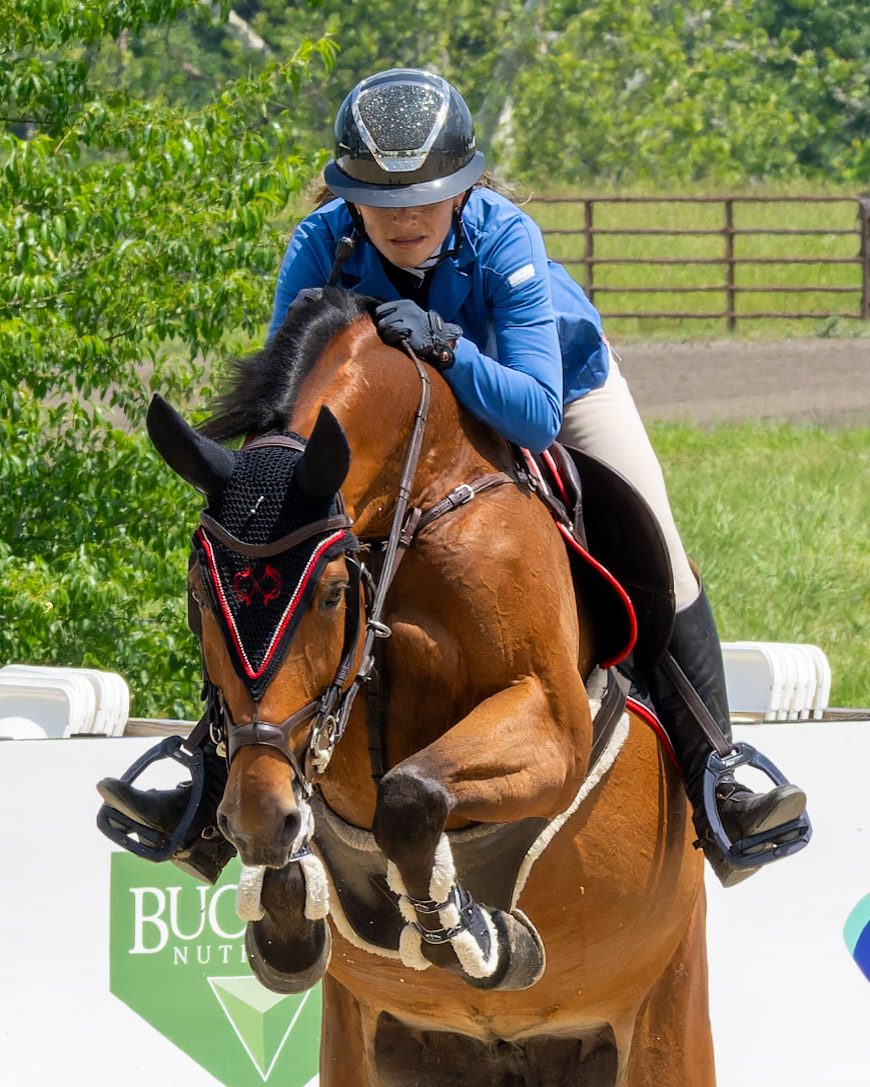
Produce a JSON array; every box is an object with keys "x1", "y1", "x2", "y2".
[
  {"x1": 328, "y1": 233, "x2": 358, "y2": 285},
  {"x1": 344, "y1": 201, "x2": 368, "y2": 240},
  {"x1": 426, "y1": 204, "x2": 467, "y2": 267}
]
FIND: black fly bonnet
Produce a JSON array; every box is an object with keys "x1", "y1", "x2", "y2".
[{"x1": 195, "y1": 434, "x2": 358, "y2": 701}]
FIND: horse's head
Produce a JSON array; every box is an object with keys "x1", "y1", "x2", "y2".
[{"x1": 147, "y1": 394, "x2": 360, "y2": 868}]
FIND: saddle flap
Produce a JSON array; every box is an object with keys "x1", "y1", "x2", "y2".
[{"x1": 551, "y1": 445, "x2": 676, "y2": 669}]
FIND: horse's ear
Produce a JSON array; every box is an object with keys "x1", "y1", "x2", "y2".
[
  {"x1": 146, "y1": 394, "x2": 235, "y2": 497},
  {"x1": 295, "y1": 406, "x2": 350, "y2": 499}
]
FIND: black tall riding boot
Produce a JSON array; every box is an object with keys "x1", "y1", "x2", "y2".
[
  {"x1": 97, "y1": 740, "x2": 235, "y2": 884},
  {"x1": 645, "y1": 589, "x2": 808, "y2": 886}
]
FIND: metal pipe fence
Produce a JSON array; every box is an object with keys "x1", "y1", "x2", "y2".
[{"x1": 528, "y1": 195, "x2": 870, "y2": 331}]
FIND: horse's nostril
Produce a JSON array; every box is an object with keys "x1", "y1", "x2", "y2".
[{"x1": 283, "y1": 811, "x2": 302, "y2": 849}]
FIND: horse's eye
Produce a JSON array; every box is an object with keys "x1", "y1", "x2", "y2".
[
  {"x1": 190, "y1": 587, "x2": 206, "y2": 610},
  {"x1": 320, "y1": 581, "x2": 348, "y2": 612}
]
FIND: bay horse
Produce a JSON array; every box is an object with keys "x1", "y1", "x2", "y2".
[{"x1": 148, "y1": 287, "x2": 714, "y2": 1086}]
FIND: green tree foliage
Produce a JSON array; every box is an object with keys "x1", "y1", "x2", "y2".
[
  {"x1": 3, "y1": 0, "x2": 868, "y2": 719},
  {"x1": 1, "y1": 0, "x2": 334, "y2": 716},
  {"x1": 495, "y1": 0, "x2": 870, "y2": 185},
  {"x1": 755, "y1": 0, "x2": 870, "y2": 181},
  {"x1": 110, "y1": 0, "x2": 870, "y2": 186}
]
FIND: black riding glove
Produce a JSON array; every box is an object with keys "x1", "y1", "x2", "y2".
[{"x1": 374, "y1": 299, "x2": 462, "y2": 371}]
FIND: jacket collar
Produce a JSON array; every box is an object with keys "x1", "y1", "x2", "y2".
[{"x1": 345, "y1": 224, "x2": 476, "y2": 321}]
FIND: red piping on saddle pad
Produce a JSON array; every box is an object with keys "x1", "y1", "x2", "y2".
[
  {"x1": 541, "y1": 449, "x2": 570, "y2": 507},
  {"x1": 626, "y1": 697, "x2": 681, "y2": 773},
  {"x1": 523, "y1": 447, "x2": 637, "y2": 669},
  {"x1": 556, "y1": 522, "x2": 637, "y2": 669}
]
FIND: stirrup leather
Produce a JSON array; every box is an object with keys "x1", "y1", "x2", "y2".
[
  {"x1": 96, "y1": 735, "x2": 205, "y2": 862},
  {"x1": 701, "y1": 742, "x2": 812, "y2": 868}
]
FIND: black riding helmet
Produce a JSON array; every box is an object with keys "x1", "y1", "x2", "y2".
[{"x1": 323, "y1": 69, "x2": 485, "y2": 208}]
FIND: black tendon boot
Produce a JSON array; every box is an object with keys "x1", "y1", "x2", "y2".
[
  {"x1": 645, "y1": 589, "x2": 809, "y2": 887},
  {"x1": 97, "y1": 740, "x2": 235, "y2": 884}
]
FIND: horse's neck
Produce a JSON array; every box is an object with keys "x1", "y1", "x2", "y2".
[{"x1": 291, "y1": 320, "x2": 507, "y2": 538}]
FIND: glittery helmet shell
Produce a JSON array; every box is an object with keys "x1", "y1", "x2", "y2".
[{"x1": 323, "y1": 69, "x2": 485, "y2": 208}]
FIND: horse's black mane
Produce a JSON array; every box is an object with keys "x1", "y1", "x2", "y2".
[{"x1": 200, "y1": 287, "x2": 379, "y2": 443}]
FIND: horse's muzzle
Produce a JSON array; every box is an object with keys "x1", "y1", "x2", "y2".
[{"x1": 217, "y1": 801, "x2": 302, "y2": 869}]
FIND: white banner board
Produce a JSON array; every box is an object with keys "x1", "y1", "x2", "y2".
[{"x1": 1, "y1": 722, "x2": 869, "y2": 1085}]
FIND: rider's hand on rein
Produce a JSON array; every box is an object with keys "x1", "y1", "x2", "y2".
[{"x1": 375, "y1": 299, "x2": 461, "y2": 371}]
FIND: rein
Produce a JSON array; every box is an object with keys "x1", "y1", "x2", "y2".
[
  {"x1": 308, "y1": 345, "x2": 517, "y2": 781},
  {"x1": 303, "y1": 346, "x2": 433, "y2": 779},
  {"x1": 203, "y1": 343, "x2": 518, "y2": 789}
]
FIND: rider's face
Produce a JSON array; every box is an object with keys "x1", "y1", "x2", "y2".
[{"x1": 355, "y1": 197, "x2": 460, "y2": 268}]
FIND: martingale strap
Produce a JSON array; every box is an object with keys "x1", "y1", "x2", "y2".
[
  {"x1": 362, "y1": 470, "x2": 519, "y2": 782},
  {"x1": 332, "y1": 345, "x2": 524, "y2": 783}
]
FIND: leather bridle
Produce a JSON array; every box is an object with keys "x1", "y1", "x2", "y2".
[{"x1": 198, "y1": 346, "x2": 519, "y2": 790}]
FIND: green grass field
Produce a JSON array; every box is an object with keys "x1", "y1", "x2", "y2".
[
  {"x1": 524, "y1": 186, "x2": 870, "y2": 709},
  {"x1": 649, "y1": 421, "x2": 870, "y2": 710}
]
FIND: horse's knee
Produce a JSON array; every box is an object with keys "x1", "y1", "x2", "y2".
[{"x1": 372, "y1": 767, "x2": 450, "y2": 864}]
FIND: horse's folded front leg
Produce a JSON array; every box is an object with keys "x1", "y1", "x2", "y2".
[
  {"x1": 372, "y1": 675, "x2": 588, "y2": 991},
  {"x1": 383, "y1": 818, "x2": 546, "y2": 991}
]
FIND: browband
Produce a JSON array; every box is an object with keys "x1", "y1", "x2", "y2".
[{"x1": 198, "y1": 512, "x2": 355, "y2": 559}]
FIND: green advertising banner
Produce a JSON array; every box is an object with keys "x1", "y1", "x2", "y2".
[{"x1": 109, "y1": 853, "x2": 321, "y2": 1086}]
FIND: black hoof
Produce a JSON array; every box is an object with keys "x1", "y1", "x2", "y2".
[
  {"x1": 464, "y1": 908, "x2": 546, "y2": 992},
  {"x1": 245, "y1": 917, "x2": 332, "y2": 994}
]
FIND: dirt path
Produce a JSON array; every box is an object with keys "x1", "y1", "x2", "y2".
[{"x1": 614, "y1": 337, "x2": 869, "y2": 425}]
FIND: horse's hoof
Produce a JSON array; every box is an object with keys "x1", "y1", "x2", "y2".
[
  {"x1": 465, "y1": 907, "x2": 546, "y2": 992},
  {"x1": 245, "y1": 916, "x2": 332, "y2": 994}
]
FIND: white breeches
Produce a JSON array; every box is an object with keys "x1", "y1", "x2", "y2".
[{"x1": 557, "y1": 356, "x2": 700, "y2": 613}]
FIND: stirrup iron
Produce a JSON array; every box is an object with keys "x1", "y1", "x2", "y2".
[
  {"x1": 701, "y1": 742, "x2": 811, "y2": 869},
  {"x1": 96, "y1": 735, "x2": 205, "y2": 862}
]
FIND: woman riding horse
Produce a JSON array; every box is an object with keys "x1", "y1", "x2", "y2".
[
  {"x1": 127, "y1": 287, "x2": 715, "y2": 1083},
  {"x1": 100, "y1": 69, "x2": 807, "y2": 885}
]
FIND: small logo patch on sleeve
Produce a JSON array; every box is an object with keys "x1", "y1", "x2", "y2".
[{"x1": 508, "y1": 263, "x2": 535, "y2": 287}]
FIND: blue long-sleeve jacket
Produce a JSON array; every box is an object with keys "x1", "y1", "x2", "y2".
[{"x1": 269, "y1": 188, "x2": 609, "y2": 453}]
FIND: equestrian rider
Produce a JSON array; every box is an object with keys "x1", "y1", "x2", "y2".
[{"x1": 99, "y1": 68, "x2": 808, "y2": 886}]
